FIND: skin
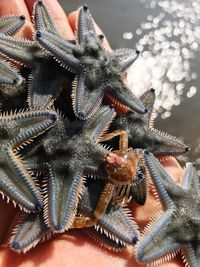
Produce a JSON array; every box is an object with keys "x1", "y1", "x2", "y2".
[{"x1": 0, "y1": 1, "x2": 185, "y2": 266}]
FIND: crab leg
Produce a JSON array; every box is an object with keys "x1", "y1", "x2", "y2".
[{"x1": 72, "y1": 183, "x2": 114, "y2": 228}]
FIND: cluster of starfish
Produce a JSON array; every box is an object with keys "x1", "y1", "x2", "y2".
[{"x1": 0, "y1": 1, "x2": 198, "y2": 266}]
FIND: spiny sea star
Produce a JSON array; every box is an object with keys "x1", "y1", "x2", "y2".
[
  {"x1": 136, "y1": 151, "x2": 200, "y2": 267},
  {"x1": 36, "y1": 4, "x2": 147, "y2": 119},
  {"x1": 109, "y1": 88, "x2": 189, "y2": 156}
]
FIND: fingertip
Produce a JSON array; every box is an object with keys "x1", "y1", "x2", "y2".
[
  {"x1": 68, "y1": 10, "x2": 77, "y2": 32},
  {"x1": 159, "y1": 156, "x2": 184, "y2": 183}
]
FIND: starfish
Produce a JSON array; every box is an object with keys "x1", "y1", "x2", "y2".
[
  {"x1": 0, "y1": 1, "x2": 73, "y2": 109},
  {"x1": 0, "y1": 15, "x2": 25, "y2": 85},
  {"x1": 0, "y1": 109, "x2": 57, "y2": 212},
  {"x1": 136, "y1": 150, "x2": 200, "y2": 267},
  {"x1": 23, "y1": 106, "x2": 116, "y2": 232},
  {"x1": 10, "y1": 178, "x2": 139, "y2": 253},
  {"x1": 109, "y1": 88, "x2": 189, "y2": 156},
  {"x1": 36, "y1": 4, "x2": 147, "y2": 119}
]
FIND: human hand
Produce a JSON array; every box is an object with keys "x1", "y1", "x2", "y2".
[{"x1": 0, "y1": 1, "x2": 185, "y2": 266}]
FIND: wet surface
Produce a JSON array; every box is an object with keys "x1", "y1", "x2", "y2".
[{"x1": 60, "y1": 0, "x2": 200, "y2": 172}]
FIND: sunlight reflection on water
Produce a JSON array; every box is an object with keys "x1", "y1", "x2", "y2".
[
  {"x1": 125, "y1": 0, "x2": 200, "y2": 172},
  {"x1": 126, "y1": 0, "x2": 200, "y2": 118}
]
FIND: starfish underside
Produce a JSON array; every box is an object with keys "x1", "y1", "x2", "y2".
[{"x1": 0, "y1": 15, "x2": 25, "y2": 85}]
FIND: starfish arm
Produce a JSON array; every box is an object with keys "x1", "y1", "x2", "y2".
[
  {"x1": 33, "y1": 0, "x2": 58, "y2": 33},
  {"x1": 131, "y1": 166, "x2": 147, "y2": 205},
  {"x1": 0, "y1": 15, "x2": 25, "y2": 35},
  {"x1": 36, "y1": 30, "x2": 81, "y2": 72},
  {"x1": 0, "y1": 34, "x2": 36, "y2": 65},
  {"x1": 0, "y1": 59, "x2": 22, "y2": 85},
  {"x1": 107, "y1": 83, "x2": 147, "y2": 114},
  {"x1": 27, "y1": 61, "x2": 69, "y2": 109},
  {"x1": 84, "y1": 228, "x2": 127, "y2": 251},
  {"x1": 192, "y1": 243, "x2": 200, "y2": 267},
  {"x1": 83, "y1": 106, "x2": 116, "y2": 141},
  {"x1": 77, "y1": 5, "x2": 96, "y2": 44},
  {"x1": 44, "y1": 163, "x2": 84, "y2": 232},
  {"x1": 136, "y1": 151, "x2": 180, "y2": 263},
  {"x1": 136, "y1": 221, "x2": 180, "y2": 264},
  {"x1": 181, "y1": 162, "x2": 200, "y2": 193},
  {"x1": 72, "y1": 73, "x2": 106, "y2": 119},
  {"x1": 118, "y1": 50, "x2": 140, "y2": 72},
  {"x1": 139, "y1": 88, "x2": 156, "y2": 125},
  {"x1": 148, "y1": 128, "x2": 189, "y2": 156},
  {"x1": 98, "y1": 206, "x2": 139, "y2": 245},
  {"x1": 5, "y1": 110, "x2": 57, "y2": 141},
  {"x1": 10, "y1": 212, "x2": 50, "y2": 253},
  {"x1": 6, "y1": 111, "x2": 57, "y2": 150},
  {"x1": 0, "y1": 166, "x2": 39, "y2": 212},
  {"x1": 1, "y1": 148, "x2": 43, "y2": 211},
  {"x1": 184, "y1": 243, "x2": 199, "y2": 267},
  {"x1": 144, "y1": 151, "x2": 178, "y2": 189}
]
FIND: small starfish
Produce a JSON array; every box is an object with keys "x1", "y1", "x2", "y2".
[
  {"x1": 136, "y1": 151, "x2": 200, "y2": 267},
  {"x1": 9, "y1": 178, "x2": 138, "y2": 253},
  {"x1": 109, "y1": 88, "x2": 189, "y2": 156},
  {"x1": 36, "y1": 4, "x2": 147, "y2": 119},
  {"x1": 0, "y1": 1, "x2": 73, "y2": 109},
  {"x1": 0, "y1": 15, "x2": 25, "y2": 85},
  {"x1": 23, "y1": 106, "x2": 116, "y2": 232},
  {"x1": 0, "y1": 109, "x2": 57, "y2": 212}
]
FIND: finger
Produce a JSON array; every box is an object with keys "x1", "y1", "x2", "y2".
[
  {"x1": 0, "y1": 230, "x2": 183, "y2": 267},
  {"x1": 0, "y1": 0, "x2": 33, "y2": 39},
  {"x1": 24, "y1": 0, "x2": 74, "y2": 39},
  {"x1": 160, "y1": 156, "x2": 184, "y2": 183},
  {"x1": 68, "y1": 10, "x2": 112, "y2": 51}
]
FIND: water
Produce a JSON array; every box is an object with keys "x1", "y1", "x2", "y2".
[{"x1": 60, "y1": 0, "x2": 200, "y2": 172}]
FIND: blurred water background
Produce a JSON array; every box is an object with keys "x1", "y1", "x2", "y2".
[{"x1": 60, "y1": 0, "x2": 200, "y2": 173}]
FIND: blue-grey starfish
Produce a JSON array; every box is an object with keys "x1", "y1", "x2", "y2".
[
  {"x1": 9, "y1": 178, "x2": 138, "y2": 253},
  {"x1": 136, "y1": 150, "x2": 200, "y2": 267},
  {"x1": 0, "y1": 15, "x2": 25, "y2": 85},
  {"x1": 0, "y1": 109, "x2": 57, "y2": 212},
  {"x1": 109, "y1": 88, "x2": 189, "y2": 156},
  {"x1": 0, "y1": 1, "x2": 73, "y2": 109},
  {"x1": 23, "y1": 106, "x2": 116, "y2": 233},
  {"x1": 36, "y1": 4, "x2": 147, "y2": 119}
]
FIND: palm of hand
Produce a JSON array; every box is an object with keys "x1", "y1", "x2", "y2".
[{"x1": 0, "y1": 1, "x2": 184, "y2": 266}]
